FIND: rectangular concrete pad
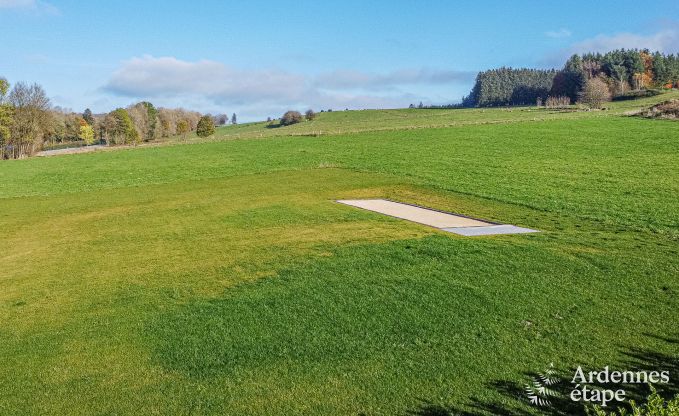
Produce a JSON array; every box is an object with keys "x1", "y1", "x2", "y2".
[
  {"x1": 443, "y1": 225, "x2": 539, "y2": 236},
  {"x1": 337, "y1": 199, "x2": 539, "y2": 237},
  {"x1": 336, "y1": 199, "x2": 492, "y2": 228}
]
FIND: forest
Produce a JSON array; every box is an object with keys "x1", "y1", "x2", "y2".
[{"x1": 463, "y1": 49, "x2": 679, "y2": 107}]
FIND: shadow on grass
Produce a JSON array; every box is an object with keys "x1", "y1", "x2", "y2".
[{"x1": 407, "y1": 334, "x2": 679, "y2": 416}]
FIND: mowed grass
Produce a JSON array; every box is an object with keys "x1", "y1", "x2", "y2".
[{"x1": 0, "y1": 100, "x2": 678, "y2": 414}]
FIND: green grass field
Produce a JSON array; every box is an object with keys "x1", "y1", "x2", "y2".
[{"x1": 1, "y1": 95, "x2": 678, "y2": 415}]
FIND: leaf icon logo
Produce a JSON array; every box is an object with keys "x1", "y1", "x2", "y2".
[{"x1": 525, "y1": 363, "x2": 561, "y2": 407}]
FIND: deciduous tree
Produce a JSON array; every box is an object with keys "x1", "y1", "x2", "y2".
[
  {"x1": 578, "y1": 78, "x2": 611, "y2": 109},
  {"x1": 0, "y1": 78, "x2": 13, "y2": 158},
  {"x1": 79, "y1": 123, "x2": 95, "y2": 145},
  {"x1": 103, "y1": 108, "x2": 139, "y2": 145},
  {"x1": 280, "y1": 111, "x2": 302, "y2": 126},
  {"x1": 8, "y1": 82, "x2": 53, "y2": 157},
  {"x1": 176, "y1": 119, "x2": 190, "y2": 140}
]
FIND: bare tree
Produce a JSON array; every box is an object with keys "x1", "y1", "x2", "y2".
[
  {"x1": 8, "y1": 82, "x2": 53, "y2": 158},
  {"x1": 582, "y1": 60, "x2": 601, "y2": 79},
  {"x1": 127, "y1": 103, "x2": 150, "y2": 141},
  {"x1": 578, "y1": 78, "x2": 611, "y2": 109}
]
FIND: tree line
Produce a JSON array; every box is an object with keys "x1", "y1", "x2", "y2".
[
  {"x1": 462, "y1": 49, "x2": 679, "y2": 108},
  {"x1": 0, "y1": 77, "x2": 236, "y2": 159},
  {"x1": 462, "y1": 68, "x2": 558, "y2": 107}
]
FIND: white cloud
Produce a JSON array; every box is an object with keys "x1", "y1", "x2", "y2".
[
  {"x1": 571, "y1": 30, "x2": 679, "y2": 54},
  {"x1": 545, "y1": 28, "x2": 572, "y2": 39},
  {"x1": 0, "y1": 0, "x2": 58, "y2": 14},
  {"x1": 103, "y1": 55, "x2": 471, "y2": 119},
  {"x1": 541, "y1": 23, "x2": 679, "y2": 67},
  {"x1": 315, "y1": 68, "x2": 474, "y2": 90},
  {"x1": 105, "y1": 56, "x2": 309, "y2": 105}
]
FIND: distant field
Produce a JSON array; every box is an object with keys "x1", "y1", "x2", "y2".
[
  {"x1": 164, "y1": 90, "x2": 679, "y2": 143},
  {"x1": 1, "y1": 93, "x2": 678, "y2": 415}
]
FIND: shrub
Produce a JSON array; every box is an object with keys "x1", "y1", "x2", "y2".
[
  {"x1": 305, "y1": 109, "x2": 316, "y2": 121},
  {"x1": 196, "y1": 115, "x2": 215, "y2": 137},
  {"x1": 545, "y1": 95, "x2": 571, "y2": 108},
  {"x1": 280, "y1": 111, "x2": 302, "y2": 126},
  {"x1": 589, "y1": 387, "x2": 679, "y2": 415},
  {"x1": 578, "y1": 78, "x2": 612, "y2": 109}
]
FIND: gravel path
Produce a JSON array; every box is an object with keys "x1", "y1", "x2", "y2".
[{"x1": 36, "y1": 145, "x2": 107, "y2": 157}]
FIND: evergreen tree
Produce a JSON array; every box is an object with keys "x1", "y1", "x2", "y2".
[
  {"x1": 196, "y1": 115, "x2": 215, "y2": 137},
  {"x1": 82, "y1": 108, "x2": 94, "y2": 126},
  {"x1": 464, "y1": 68, "x2": 557, "y2": 107},
  {"x1": 552, "y1": 55, "x2": 587, "y2": 103}
]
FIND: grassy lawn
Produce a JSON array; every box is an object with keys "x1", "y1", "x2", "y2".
[{"x1": 1, "y1": 98, "x2": 678, "y2": 414}]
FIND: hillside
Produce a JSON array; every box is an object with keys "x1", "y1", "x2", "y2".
[{"x1": 159, "y1": 90, "x2": 679, "y2": 144}]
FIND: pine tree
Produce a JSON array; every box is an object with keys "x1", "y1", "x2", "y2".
[{"x1": 82, "y1": 108, "x2": 95, "y2": 126}]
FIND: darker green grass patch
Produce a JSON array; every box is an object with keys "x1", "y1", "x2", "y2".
[{"x1": 147, "y1": 233, "x2": 677, "y2": 412}]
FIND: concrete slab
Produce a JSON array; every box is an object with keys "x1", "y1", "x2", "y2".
[
  {"x1": 442, "y1": 225, "x2": 540, "y2": 236},
  {"x1": 336, "y1": 199, "x2": 491, "y2": 228},
  {"x1": 336, "y1": 199, "x2": 539, "y2": 237}
]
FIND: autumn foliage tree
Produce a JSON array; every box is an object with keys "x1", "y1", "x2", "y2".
[
  {"x1": 103, "y1": 108, "x2": 139, "y2": 145},
  {"x1": 79, "y1": 123, "x2": 95, "y2": 145},
  {"x1": 176, "y1": 119, "x2": 190, "y2": 140}
]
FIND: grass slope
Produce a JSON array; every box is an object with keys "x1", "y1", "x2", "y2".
[
  {"x1": 0, "y1": 96, "x2": 678, "y2": 415},
  {"x1": 170, "y1": 89, "x2": 679, "y2": 143}
]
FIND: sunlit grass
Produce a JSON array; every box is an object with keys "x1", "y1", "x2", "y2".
[{"x1": 0, "y1": 98, "x2": 677, "y2": 414}]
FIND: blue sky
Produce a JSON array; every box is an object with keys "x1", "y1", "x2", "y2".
[{"x1": 1, "y1": 0, "x2": 678, "y2": 121}]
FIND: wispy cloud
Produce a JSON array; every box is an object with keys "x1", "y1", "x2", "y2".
[
  {"x1": 568, "y1": 27, "x2": 679, "y2": 54},
  {"x1": 0, "y1": 0, "x2": 59, "y2": 14},
  {"x1": 545, "y1": 28, "x2": 572, "y2": 39},
  {"x1": 103, "y1": 55, "x2": 471, "y2": 118},
  {"x1": 541, "y1": 22, "x2": 679, "y2": 67},
  {"x1": 314, "y1": 69, "x2": 475, "y2": 90}
]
